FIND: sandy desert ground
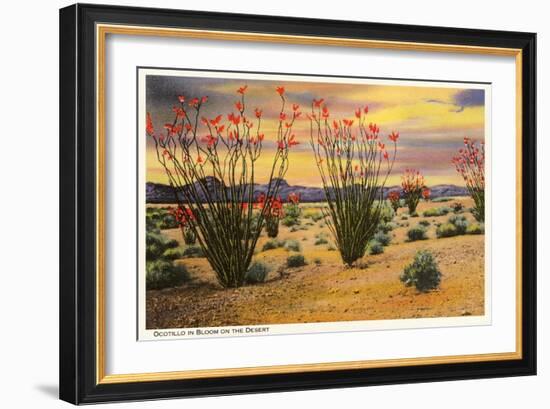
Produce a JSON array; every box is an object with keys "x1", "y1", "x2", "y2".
[{"x1": 146, "y1": 197, "x2": 484, "y2": 329}]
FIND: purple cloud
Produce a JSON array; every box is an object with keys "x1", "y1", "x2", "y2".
[{"x1": 453, "y1": 89, "x2": 485, "y2": 107}]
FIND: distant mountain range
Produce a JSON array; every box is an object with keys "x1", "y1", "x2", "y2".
[{"x1": 146, "y1": 178, "x2": 468, "y2": 204}]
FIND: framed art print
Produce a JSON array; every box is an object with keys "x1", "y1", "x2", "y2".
[{"x1": 59, "y1": 4, "x2": 536, "y2": 404}]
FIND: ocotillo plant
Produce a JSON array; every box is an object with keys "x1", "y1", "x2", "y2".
[
  {"x1": 388, "y1": 190, "x2": 401, "y2": 213},
  {"x1": 309, "y1": 101, "x2": 399, "y2": 266},
  {"x1": 283, "y1": 192, "x2": 301, "y2": 225},
  {"x1": 169, "y1": 206, "x2": 196, "y2": 244},
  {"x1": 259, "y1": 194, "x2": 284, "y2": 238},
  {"x1": 452, "y1": 138, "x2": 485, "y2": 221},
  {"x1": 146, "y1": 85, "x2": 301, "y2": 287},
  {"x1": 422, "y1": 187, "x2": 431, "y2": 202},
  {"x1": 401, "y1": 169, "x2": 425, "y2": 214}
]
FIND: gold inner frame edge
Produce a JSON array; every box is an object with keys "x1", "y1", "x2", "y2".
[{"x1": 95, "y1": 23, "x2": 523, "y2": 385}]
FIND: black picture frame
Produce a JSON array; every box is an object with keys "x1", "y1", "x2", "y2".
[{"x1": 59, "y1": 3, "x2": 536, "y2": 405}]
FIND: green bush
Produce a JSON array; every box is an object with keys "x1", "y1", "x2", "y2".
[
  {"x1": 262, "y1": 239, "x2": 284, "y2": 251},
  {"x1": 378, "y1": 222, "x2": 397, "y2": 233},
  {"x1": 432, "y1": 197, "x2": 452, "y2": 203},
  {"x1": 162, "y1": 247, "x2": 184, "y2": 260},
  {"x1": 146, "y1": 232, "x2": 179, "y2": 260},
  {"x1": 282, "y1": 215, "x2": 299, "y2": 227},
  {"x1": 448, "y1": 214, "x2": 469, "y2": 234},
  {"x1": 466, "y1": 222, "x2": 484, "y2": 235},
  {"x1": 422, "y1": 206, "x2": 452, "y2": 217},
  {"x1": 305, "y1": 211, "x2": 324, "y2": 222},
  {"x1": 407, "y1": 225, "x2": 428, "y2": 241},
  {"x1": 436, "y1": 223, "x2": 458, "y2": 238},
  {"x1": 373, "y1": 231, "x2": 391, "y2": 246},
  {"x1": 451, "y1": 202, "x2": 464, "y2": 213},
  {"x1": 378, "y1": 203, "x2": 395, "y2": 223},
  {"x1": 400, "y1": 250, "x2": 441, "y2": 292},
  {"x1": 314, "y1": 237, "x2": 329, "y2": 245},
  {"x1": 368, "y1": 240, "x2": 384, "y2": 255},
  {"x1": 401, "y1": 215, "x2": 408, "y2": 220},
  {"x1": 159, "y1": 213, "x2": 179, "y2": 229},
  {"x1": 281, "y1": 204, "x2": 301, "y2": 227},
  {"x1": 183, "y1": 229, "x2": 197, "y2": 245},
  {"x1": 182, "y1": 245, "x2": 205, "y2": 258},
  {"x1": 245, "y1": 261, "x2": 269, "y2": 284},
  {"x1": 284, "y1": 240, "x2": 301, "y2": 252},
  {"x1": 146, "y1": 260, "x2": 189, "y2": 290},
  {"x1": 287, "y1": 254, "x2": 307, "y2": 267},
  {"x1": 418, "y1": 219, "x2": 430, "y2": 227}
]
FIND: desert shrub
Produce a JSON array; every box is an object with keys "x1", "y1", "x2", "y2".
[
  {"x1": 183, "y1": 229, "x2": 196, "y2": 245},
  {"x1": 284, "y1": 240, "x2": 301, "y2": 252},
  {"x1": 281, "y1": 215, "x2": 299, "y2": 227},
  {"x1": 159, "y1": 213, "x2": 180, "y2": 229},
  {"x1": 407, "y1": 225, "x2": 428, "y2": 241},
  {"x1": 448, "y1": 214, "x2": 469, "y2": 234},
  {"x1": 146, "y1": 242, "x2": 164, "y2": 260},
  {"x1": 181, "y1": 245, "x2": 205, "y2": 258},
  {"x1": 327, "y1": 244, "x2": 337, "y2": 251},
  {"x1": 146, "y1": 260, "x2": 189, "y2": 290},
  {"x1": 378, "y1": 222, "x2": 397, "y2": 233},
  {"x1": 287, "y1": 254, "x2": 307, "y2": 267},
  {"x1": 410, "y1": 211, "x2": 419, "y2": 218},
  {"x1": 265, "y1": 215, "x2": 280, "y2": 238},
  {"x1": 368, "y1": 240, "x2": 384, "y2": 255},
  {"x1": 422, "y1": 206, "x2": 452, "y2": 217},
  {"x1": 432, "y1": 197, "x2": 451, "y2": 203},
  {"x1": 451, "y1": 202, "x2": 464, "y2": 213},
  {"x1": 401, "y1": 215, "x2": 408, "y2": 220},
  {"x1": 400, "y1": 250, "x2": 441, "y2": 292},
  {"x1": 313, "y1": 257, "x2": 322, "y2": 265},
  {"x1": 146, "y1": 232, "x2": 179, "y2": 260},
  {"x1": 281, "y1": 202, "x2": 301, "y2": 227},
  {"x1": 373, "y1": 231, "x2": 391, "y2": 246},
  {"x1": 436, "y1": 223, "x2": 458, "y2": 238},
  {"x1": 378, "y1": 202, "x2": 395, "y2": 223},
  {"x1": 418, "y1": 220, "x2": 430, "y2": 227},
  {"x1": 466, "y1": 222, "x2": 485, "y2": 235},
  {"x1": 245, "y1": 261, "x2": 269, "y2": 284},
  {"x1": 304, "y1": 210, "x2": 324, "y2": 222},
  {"x1": 146, "y1": 215, "x2": 160, "y2": 233},
  {"x1": 162, "y1": 247, "x2": 184, "y2": 260},
  {"x1": 314, "y1": 237, "x2": 329, "y2": 245},
  {"x1": 262, "y1": 239, "x2": 284, "y2": 251}
]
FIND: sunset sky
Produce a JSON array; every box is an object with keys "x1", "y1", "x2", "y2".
[{"x1": 145, "y1": 72, "x2": 486, "y2": 187}]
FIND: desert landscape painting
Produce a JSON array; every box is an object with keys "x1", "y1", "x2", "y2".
[{"x1": 140, "y1": 69, "x2": 488, "y2": 336}]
